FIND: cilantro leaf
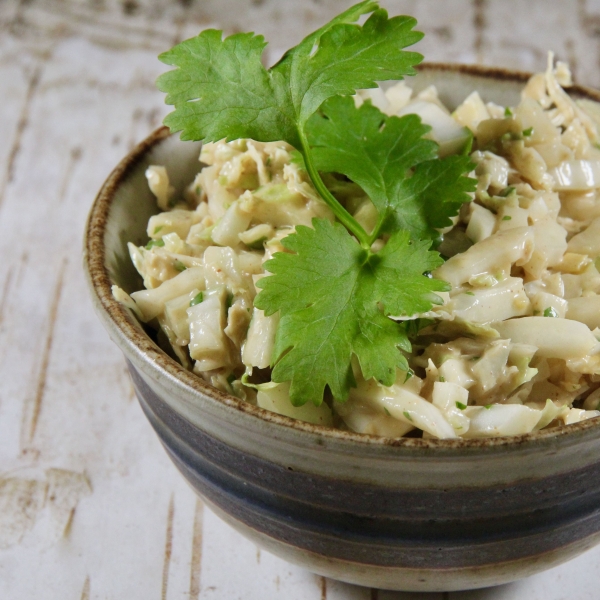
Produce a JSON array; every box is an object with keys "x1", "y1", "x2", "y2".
[
  {"x1": 307, "y1": 96, "x2": 476, "y2": 240},
  {"x1": 157, "y1": 2, "x2": 422, "y2": 150},
  {"x1": 255, "y1": 219, "x2": 448, "y2": 406},
  {"x1": 273, "y1": 8, "x2": 423, "y2": 127},
  {"x1": 385, "y1": 155, "x2": 477, "y2": 237},
  {"x1": 157, "y1": 30, "x2": 294, "y2": 144}
]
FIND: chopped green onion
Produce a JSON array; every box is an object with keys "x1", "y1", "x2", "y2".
[
  {"x1": 461, "y1": 132, "x2": 474, "y2": 155},
  {"x1": 501, "y1": 131, "x2": 520, "y2": 142},
  {"x1": 543, "y1": 306, "x2": 559, "y2": 318},
  {"x1": 499, "y1": 186, "x2": 516, "y2": 197},
  {"x1": 195, "y1": 185, "x2": 202, "y2": 195},
  {"x1": 154, "y1": 225, "x2": 163, "y2": 234},
  {"x1": 464, "y1": 291, "x2": 475, "y2": 296},
  {"x1": 247, "y1": 236, "x2": 268, "y2": 250},
  {"x1": 522, "y1": 127, "x2": 534, "y2": 137},
  {"x1": 502, "y1": 215, "x2": 512, "y2": 221},
  {"x1": 504, "y1": 107, "x2": 513, "y2": 117},
  {"x1": 189, "y1": 292, "x2": 203, "y2": 307},
  {"x1": 456, "y1": 401, "x2": 467, "y2": 410},
  {"x1": 403, "y1": 410, "x2": 413, "y2": 422},
  {"x1": 439, "y1": 376, "x2": 445, "y2": 382},
  {"x1": 484, "y1": 404, "x2": 492, "y2": 409},
  {"x1": 145, "y1": 238, "x2": 165, "y2": 249},
  {"x1": 174, "y1": 260, "x2": 187, "y2": 272}
]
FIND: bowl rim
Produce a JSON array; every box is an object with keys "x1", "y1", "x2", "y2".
[{"x1": 84, "y1": 61, "x2": 600, "y2": 451}]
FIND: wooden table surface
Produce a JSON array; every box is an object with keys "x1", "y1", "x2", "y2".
[{"x1": 2, "y1": 1, "x2": 600, "y2": 598}]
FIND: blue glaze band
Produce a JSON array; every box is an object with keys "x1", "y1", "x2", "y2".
[{"x1": 130, "y1": 363, "x2": 600, "y2": 570}]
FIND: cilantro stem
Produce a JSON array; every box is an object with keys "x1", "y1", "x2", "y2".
[
  {"x1": 299, "y1": 130, "x2": 370, "y2": 248},
  {"x1": 368, "y1": 211, "x2": 387, "y2": 246}
]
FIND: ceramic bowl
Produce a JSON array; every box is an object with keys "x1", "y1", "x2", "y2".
[{"x1": 84, "y1": 64, "x2": 600, "y2": 592}]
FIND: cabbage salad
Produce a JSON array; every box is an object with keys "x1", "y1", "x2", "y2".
[{"x1": 114, "y1": 3, "x2": 600, "y2": 439}]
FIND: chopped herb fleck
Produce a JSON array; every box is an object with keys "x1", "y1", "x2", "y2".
[
  {"x1": 499, "y1": 186, "x2": 516, "y2": 197},
  {"x1": 456, "y1": 401, "x2": 467, "y2": 410},
  {"x1": 504, "y1": 107, "x2": 513, "y2": 117},
  {"x1": 501, "y1": 131, "x2": 521, "y2": 142},
  {"x1": 266, "y1": 157, "x2": 272, "y2": 166},
  {"x1": 247, "y1": 236, "x2": 268, "y2": 250},
  {"x1": 461, "y1": 132, "x2": 474, "y2": 155},
  {"x1": 189, "y1": 292, "x2": 203, "y2": 307},
  {"x1": 174, "y1": 260, "x2": 187, "y2": 272},
  {"x1": 195, "y1": 185, "x2": 202, "y2": 195},
  {"x1": 145, "y1": 238, "x2": 165, "y2": 249},
  {"x1": 154, "y1": 225, "x2": 164, "y2": 234},
  {"x1": 543, "y1": 306, "x2": 559, "y2": 318},
  {"x1": 439, "y1": 376, "x2": 445, "y2": 382},
  {"x1": 484, "y1": 404, "x2": 492, "y2": 409},
  {"x1": 404, "y1": 369, "x2": 414, "y2": 382},
  {"x1": 522, "y1": 127, "x2": 534, "y2": 137},
  {"x1": 502, "y1": 215, "x2": 512, "y2": 221},
  {"x1": 464, "y1": 291, "x2": 475, "y2": 296},
  {"x1": 403, "y1": 410, "x2": 413, "y2": 422}
]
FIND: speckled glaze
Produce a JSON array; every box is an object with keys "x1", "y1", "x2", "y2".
[{"x1": 84, "y1": 65, "x2": 600, "y2": 592}]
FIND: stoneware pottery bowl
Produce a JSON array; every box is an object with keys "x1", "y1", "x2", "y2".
[{"x1": 84, "y1": 64, "x2": 600, "y2": 592}]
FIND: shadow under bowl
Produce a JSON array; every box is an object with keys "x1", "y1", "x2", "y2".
[{"x1": 84, "y1": 63, "x2": 600, "y2": 592}]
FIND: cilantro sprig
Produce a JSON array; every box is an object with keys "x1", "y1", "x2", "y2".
[
  {"x1": 158, "y1": 0, "x2": 423, "y2": 245},
  {"x1": 307, "y1": 96, "x2": 475, "y2": 243},
  {"x1": 157, "y1": 1, "x2": 475, "y2": 406},
  {"x1": 254, "y1": 221, "x2": 447, "y2": 406}
]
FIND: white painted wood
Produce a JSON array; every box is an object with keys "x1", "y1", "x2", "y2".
[{"x1": 0, "y1": 2, "x2": 598, "y2": 598}]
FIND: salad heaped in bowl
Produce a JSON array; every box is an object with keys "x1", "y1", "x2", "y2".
[{"x1": 113, "y1": 1, "x2": 600, "y2": 440}]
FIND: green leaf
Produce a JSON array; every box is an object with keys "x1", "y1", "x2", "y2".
[
  {"x1": 255, "y1": 218, "x2": 447, "y2": 406},
  {"x1": 157, "y1": 2, "x2": 423, "y2": 148},
  {"x1": 307, "y1": 96, "x2": 476, "y2": 240},
  {"x1": 158, "y1": 30, "x2": 296, "y2": 144},
  {"x1": 385, "y1": 154, "x2": 476, "y2": 237},
  {"x1": 272, "y1": 7, "x2": 423, "y2": 127}
]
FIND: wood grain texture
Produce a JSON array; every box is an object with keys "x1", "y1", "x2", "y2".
[
  {"x1": 1, "y1": 1, "x2": 600, "y2": 599},
  {"x1": 189, "y1": 498, "x2": 204, "y2": 600}
]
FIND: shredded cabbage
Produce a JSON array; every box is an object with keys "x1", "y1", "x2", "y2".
[{"x1": 114, "y1": 55, "x2": 600, "y2": 438}]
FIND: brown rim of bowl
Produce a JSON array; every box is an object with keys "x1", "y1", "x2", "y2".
[{"x1": 84, "y1": 62, "x2": 600, "y2": 450}]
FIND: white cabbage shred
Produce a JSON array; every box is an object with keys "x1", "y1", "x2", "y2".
[{"x1": 115, "y1": 56, "x2": 600, "y2": 438}]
